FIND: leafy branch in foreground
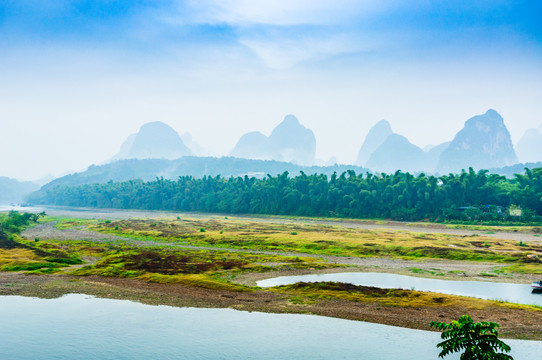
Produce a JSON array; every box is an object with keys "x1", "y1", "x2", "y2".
[{"x1": 430, "y1": 315, "x2": 513, "y2": 359}]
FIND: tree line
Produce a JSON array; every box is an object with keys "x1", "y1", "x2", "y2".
[{"x1": 29, "y1": 167, "x2": 542, "y2": 223}]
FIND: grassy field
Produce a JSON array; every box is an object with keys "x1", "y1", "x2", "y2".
[
  {"x1": 3, "y1": 214, "x2": 542, "y2": 303},
  {"x1": 60, "y1": 216, "x2": 542, "y2": 270}
]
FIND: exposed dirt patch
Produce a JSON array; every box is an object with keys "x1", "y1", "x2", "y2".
[{"x1": 23, "y1": 222, "x2": 128, "y2": 242}]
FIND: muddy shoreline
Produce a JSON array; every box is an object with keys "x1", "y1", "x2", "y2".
[{"x1": 2, "y1": 272, "x2": 542, "y2": 340}]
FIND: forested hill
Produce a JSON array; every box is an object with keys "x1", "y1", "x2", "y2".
[
  {"x1": 42, "y1": 157, "x2": 367, "y2": 189},
  {"x1": 29, "y1": 168, "x2": 542, "y2": 223},
  {"x1": 488, "y1": 162, "x2": 542, "y2": 178}
]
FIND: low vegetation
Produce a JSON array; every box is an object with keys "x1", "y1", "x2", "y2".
[
  {"x1": 0, "y1": 211, "x2": 82, "y2": 273},
  {"x1": 79, "y1": 217, "x2": 542, "y2": 267},
  {"x1": 70, "y1": 246, "x2": 333, "y2": 278},
  {"x1": 271, "y1": 282, "x2": 542, "y2": 313}
]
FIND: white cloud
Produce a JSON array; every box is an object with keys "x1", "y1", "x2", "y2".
[
  {"x1": 154, "y1": 0, "x2": 391, "y2": 69},
  {"x1": 181, "y1": 0, "x2": 387, "y2": 26},
  {"x1": 239, "y1": 30, "x2": 374, "y2": 69}
]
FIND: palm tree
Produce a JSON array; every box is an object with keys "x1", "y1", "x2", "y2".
[{"x1": 430, "y1": 315, "x2": 513, "y2": 359}]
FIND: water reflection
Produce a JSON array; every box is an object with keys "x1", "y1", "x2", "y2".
[
  {"x1": 257, "y1": 272, "x2": 542, "y2": 306},
  {"x1": 3, "y1": 294, "x2": 541, "y2": 359},
  {"x1": 2, "y1": 294, "x2": 541, "y2": 359}
]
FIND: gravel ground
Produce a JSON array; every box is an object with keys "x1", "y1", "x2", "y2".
[{"x1": 18, "y1": 205, "x2": 542, "y2": 242}]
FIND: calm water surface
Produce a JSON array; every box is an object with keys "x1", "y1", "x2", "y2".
[
  {"x1": 1, "y1": 294, "x2": 541, "y2": 359},
  {"x1": 257, "y1": 272, "x2": 542, "y2": 306}
]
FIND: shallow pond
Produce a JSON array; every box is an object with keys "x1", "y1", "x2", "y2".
[
  {"x1": 1, "y1": 294, "x2": 541, "y2": 359},
  {"x1": 257, "y1": 272, "x2": 542, "y2": 306}
]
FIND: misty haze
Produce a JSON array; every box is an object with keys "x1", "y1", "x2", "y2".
[{"x1": 1, "y1": 2, "x2": 541, "y2": 359}]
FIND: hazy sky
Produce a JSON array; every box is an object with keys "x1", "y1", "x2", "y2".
[{"x1": 1, "y1": 1, "x2": 541, "y2": 180}]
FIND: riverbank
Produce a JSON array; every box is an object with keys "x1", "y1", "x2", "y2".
[
  {"x1": 22, "y1": 219, "x2": 542, "y2": 285},
  {"x1": 4, "y1": 209, "x2": 542, "y2": 341},
  {"x1": 1, "y1": 271, "x2": 542, "y2": 340}
]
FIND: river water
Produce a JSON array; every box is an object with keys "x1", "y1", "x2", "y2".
[
  {"x1": 257, "y1": 272, "x2": 542, "y2": 306},
  {"x1": 2, "y1": 294, "x2": 541, "y2": 359}
]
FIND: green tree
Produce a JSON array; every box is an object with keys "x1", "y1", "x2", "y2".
[{"x1": 430, "y1": 315, "x2": 513, "y2": 359}]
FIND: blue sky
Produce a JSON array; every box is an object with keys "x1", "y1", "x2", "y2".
[{"x1": 1, "y1": 1, "x2": 541, "y2": 179}]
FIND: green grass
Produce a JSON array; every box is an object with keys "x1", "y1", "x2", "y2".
[
  {"x1": 69, "y1": 246, "x2": 333, "y2": 278},
  {"x1": 6, "y1": 214, "x2": 542, "y2": 291},
  {"x1": 408, "y1": 267, "x2": 445, "y2": 276},
  {"x1": 1, "y1": 261, "x2": 64, "y2": 272},
  {"x1": 51, "y1": 217, "x2": 98, "y2": 229},
  {"x1": 445, "y1": 224, "x2": 542, "y2": 232},
  {"x1": 0, "y1": 234, "x2": 84, "y2": 274},
  {"x1": 501, "y1": 264, "x2": 542, "y2": 274},
  {"x1": 139, "y1": 273, "x2": 253, "y2": 292},
  {"x1": 270, "y1": 281, "x2": 542, "y2": 311},
  {"x1": 79, "y1": 217, "x2": 542, "y2": 265}
]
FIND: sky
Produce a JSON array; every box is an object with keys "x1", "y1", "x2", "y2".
[{"x1": 1, "y1": 0, "x2": 541, "y2": 180}]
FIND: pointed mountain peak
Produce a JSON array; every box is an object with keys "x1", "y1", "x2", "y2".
[
  {"x1": 516, "y1": 127, "x2": 542, "y2": 163},
  {"x1": 465, "y1": 109, "x2": 504, "y2": 127},
  {"x1": 138, "y1": 121, "x2": 173, "y2": 131},
  {"x1": 365, "y1": 133, "x2": 428, "y2": 173},
  {"x1": 355, "y1": 119, "x2": 393, "y2": 166},
  {"x1": 372, "y1": 119, "x2": 392, "y2": 132},
  {"x1": 437, "y1": 110, "x2": 517, "y2": 173},
  {"x1": 271, "y1": 114, "x2": 306, "y2": 137},
  {"x1": 485, "y1": 109, "x2": 500, "y2": 116},
  {"x1": 231, "y1": 115, "x2": 316, "y2": 165},
  {"x1": 112, "y1": 121, "x2": 192, "y2": 161},
  {"x1": 281, "y1": 114, "x2": 300, "y2": 126}
]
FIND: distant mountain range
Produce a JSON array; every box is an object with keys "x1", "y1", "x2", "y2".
[
  {"x1": 515, "y1": 124, "x2": 542, "y2": 164},
  {"x1": 231, "y1": 114, "x2": 316, "y2": 165},
  {"x1": 6, "y1": 110, "x2": 540, "y2": 201},
  {"x1": 105, "y1": 110, "x2": 536, "y2": 175},
  {"x1": 0, "y1": 177, "x2": 39, "y2": 203},
  {"x1": 355, "y1": 119, "x2": 393, "y2": 166},
  {"x1": 488, "y1": 161, "x2": 542, "y2": 178},
  {"x1": 40, "y1": 157, "x2": 368, "y2": 190},
  {"x1": 437, "y1": 109, "x2": 517, "y2": 173},
  {"x1": 357, "y1": 109, "x2": 523, "y2": 174},
  {"x1": 111, "y1": 115, "x2": 317, "y2": 166},
  {"x1": 112, "y1": 121, "x2": 193, "y2": 160}
]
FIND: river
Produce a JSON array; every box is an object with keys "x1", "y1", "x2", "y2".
[{"x1": 2, "y1": 294, "x2": 541, "y2": 359}]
